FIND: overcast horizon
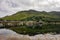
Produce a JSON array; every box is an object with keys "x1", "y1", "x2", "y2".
[{"x1": 0, "y1": 0, "x2": 60, "y2": 17}]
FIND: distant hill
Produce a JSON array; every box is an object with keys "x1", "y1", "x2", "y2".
[
  {"x1": 2, "y1": 10, "x2": 59, "y2": 21},
  {"x1": 50, "y1": 11, "x2": 60, "y2": 16}
]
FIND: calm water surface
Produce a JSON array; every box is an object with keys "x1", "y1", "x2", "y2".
[{"x1": 0, "y1": 28, "x2": 60, "y2": 40}]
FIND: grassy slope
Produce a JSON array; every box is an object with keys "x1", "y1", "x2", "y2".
[{"x1": 2, "y1": 10, "x2": 59, "y2": 21}]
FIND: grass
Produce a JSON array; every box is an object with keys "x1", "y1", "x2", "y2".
[{"x1": 2, "y1": 10, "x2": 58, "y2": 21}]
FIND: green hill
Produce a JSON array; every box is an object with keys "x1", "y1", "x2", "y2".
[
  {"x1": 2, "y1": 10, "x2": 59, "y2": 21},
  {"x1": 50, "y1": 11, "x2": 60, "y2": 16}
]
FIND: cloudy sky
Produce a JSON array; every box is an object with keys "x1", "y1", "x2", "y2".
[{"x1": 0, "y1": 0, "x2": 60, "y2": 17}]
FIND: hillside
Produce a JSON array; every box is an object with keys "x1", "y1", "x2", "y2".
[
  {"x1": 2, "y1": 10, "x2": 59, "y2": 21},
  {"x1": 50, "y1": 11, "x2": 60, "y2": 16}
]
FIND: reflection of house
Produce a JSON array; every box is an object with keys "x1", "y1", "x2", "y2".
[
  {"x1": 38, "y1": 21, "x2": 43, "y2": 26},
  {"x1": 0, "y1": 23, "x2": 4, "y2": 27},
  {"x1": 18, "y1": 21, "x2": 24, "y2": 26},
  {"x1": 7, "y1": 22, "x2": 15, "y2": 26}
]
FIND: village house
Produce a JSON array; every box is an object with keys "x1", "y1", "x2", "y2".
[
  {"x1": 0, "y1": 20, "x2": 43, "y2": 27},
  {"x1": 25, "y1": 21, "x2": 34, "y2": 26}
]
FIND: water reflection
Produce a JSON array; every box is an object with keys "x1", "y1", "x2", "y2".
[
  {"x1": 0, "y1": 29, "x2": 60, "y2": 40},
  {"x1": 0, "y1": 29, "x2": 17, "y2": 36}
]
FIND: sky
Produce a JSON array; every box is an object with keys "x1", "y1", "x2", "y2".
[{"x1": 0, "y1": 0, "x2": 60, "y2": 17}]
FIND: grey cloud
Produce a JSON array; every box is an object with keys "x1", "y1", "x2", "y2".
[
  {"x1": 6, "y1": 1, "x2": 19, "y2": 8},
  {"x1": 0, "y1": 0, "x2": 60, "y2": 17},
  {"x1": 0, "y1": 8, "x2": 9, "y2": 13}
]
